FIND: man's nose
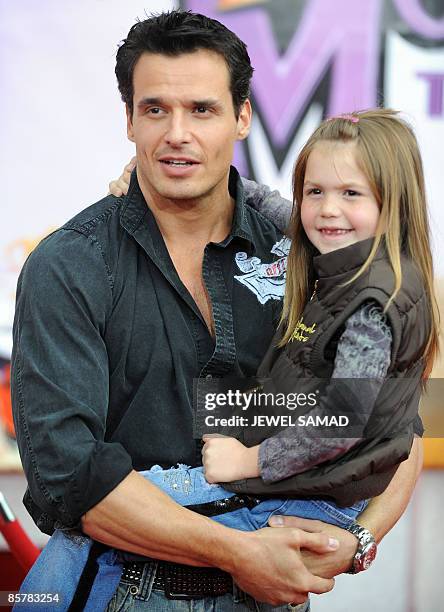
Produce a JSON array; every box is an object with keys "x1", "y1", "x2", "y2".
[{"x1": 164, "y1": 113, "x2": 192, "y2": 146}]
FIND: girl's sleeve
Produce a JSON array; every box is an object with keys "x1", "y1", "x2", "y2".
[
  {"x1": 241, "y1": 177, "x2": 292, "y2": 232},
  {"x1": 259, "y1": 302, "x2": 393, "y2": 484}
]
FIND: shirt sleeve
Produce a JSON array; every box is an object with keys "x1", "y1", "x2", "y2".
[
  {"x1": 240, "y1": 178, "x2": 292, "y2": 233},
  {"x1": 259, "y1": 302, "x2": 393, "y2": 483},
  {"x1": 11, "y1": 229, "x2": 133, "y2": 529}
]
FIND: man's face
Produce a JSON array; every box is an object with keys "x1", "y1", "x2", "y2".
[{"x1": 127, "y1": 50, "x2": 251, "y2": 206}]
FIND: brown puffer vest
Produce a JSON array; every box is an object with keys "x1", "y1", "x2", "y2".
[{"x1": 225, "y1": 238, "x2": 430, "y2": 506}]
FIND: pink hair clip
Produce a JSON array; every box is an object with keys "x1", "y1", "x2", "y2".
[{"x1": 328, "y1": 113, "x2": 359, "y2": 123}]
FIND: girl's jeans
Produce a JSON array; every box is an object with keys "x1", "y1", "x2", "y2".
[{"x1": 15, "y1": 465, "x2": 368, "y2": 611}]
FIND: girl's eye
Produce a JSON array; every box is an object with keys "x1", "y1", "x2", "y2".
[
  {"x1": 345, "y1": 189, "x2": 359, "y2": 197},
  {"x1": 307, "y1": 188, "x2": 322, "y2": 195}
]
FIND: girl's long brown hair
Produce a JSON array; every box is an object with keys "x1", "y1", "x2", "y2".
[{"x1": 280, "y1": 108, "x2": 440, "y2": 376}]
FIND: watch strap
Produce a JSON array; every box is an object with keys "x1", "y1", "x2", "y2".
[{"x1": 345, "y1": 522, "x2": 377, "y2": 574}]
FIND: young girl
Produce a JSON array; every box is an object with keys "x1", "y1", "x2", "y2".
[{"x1": 19, "y1": 109, "x2": 439, "y2": 609}]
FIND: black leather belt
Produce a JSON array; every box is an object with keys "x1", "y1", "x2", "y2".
[
  {"x1": 185, "y1": 493, "x2": 262, "y2": 517},
  {"x1": 122, "y1": 560, "x2": 233, "y2": 600},
  {"x1": 120, "y1": 494, "x2": 262, "y2": 600}
]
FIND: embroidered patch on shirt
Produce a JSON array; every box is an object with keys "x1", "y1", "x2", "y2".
[{"x1": 234, "y1": 237, "x2": 291, "y2": 304}]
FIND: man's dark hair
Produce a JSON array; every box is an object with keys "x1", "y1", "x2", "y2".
[{"x1": 115, "y1": 10, "x2": 254, "y2": 119}]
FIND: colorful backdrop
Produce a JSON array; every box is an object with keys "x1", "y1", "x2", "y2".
[{"x1": 1, "y1": 2, "x2": 443, "y2": 610}]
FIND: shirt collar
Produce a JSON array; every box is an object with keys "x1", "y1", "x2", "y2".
[
  {"x1": 120, "y1": 166, "x2": 255, "y2": 249},
  {"x1": 119, "y1": 171, "x2": 148, "y2": 235},
  {"x1": 225, "y1": 166, "x2": 255, "y2": 248}
]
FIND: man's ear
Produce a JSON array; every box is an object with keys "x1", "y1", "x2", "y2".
[
  {"x1": 126, "y1": 105, "x2": 135, "y2": 143},
  {"x1": 236, "y1": 99, "x2": 252, "y2": 141}
]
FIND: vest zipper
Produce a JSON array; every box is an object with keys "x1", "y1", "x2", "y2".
[{"x1": 310, "y1": 279, "x2": 319, "y2": 302}]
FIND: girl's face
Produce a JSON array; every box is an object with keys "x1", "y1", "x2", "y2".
[{"x1": 301, "y1": 141, "x2": 380, "y2": 254}]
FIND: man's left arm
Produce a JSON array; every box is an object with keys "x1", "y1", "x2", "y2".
[{"x1": 269, "y1": 436, "x2": 423, "y2": 578}]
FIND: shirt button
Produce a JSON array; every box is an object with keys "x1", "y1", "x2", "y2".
[{"x1": 206, "y1": 374, "x2": 212, "y2": 379}]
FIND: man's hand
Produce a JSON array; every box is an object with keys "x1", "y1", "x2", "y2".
[
  {"x1": 231, "y1": 527, "x2": 338, "y2": 605},
  {"x1": 202, "y1": 434, "x2": 260, "y2": 482},
  {"x1": 108, "y1": 157, "x2": 136, "y2": 196},
  {"x1": 268, "y1": 515, "x2": 357, "y2": 579}
]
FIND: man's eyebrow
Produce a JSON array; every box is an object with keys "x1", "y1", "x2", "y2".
[
  {"x1": 191, "y1": 98, "x2": 220, "y2": 107},
  {"x1": 137, "y1": 97, "x2": 163, "y2": 108}
]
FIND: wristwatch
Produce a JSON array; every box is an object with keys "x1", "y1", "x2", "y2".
[{"x1": 344, "y1": 522, "x2": 377, "y2": 574}]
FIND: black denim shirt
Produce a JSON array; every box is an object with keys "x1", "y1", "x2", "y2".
[{"x1": 11, "y1": 168, "x2": 287, "y2": 534}]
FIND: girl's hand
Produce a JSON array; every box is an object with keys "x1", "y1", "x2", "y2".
[
  {"x1": 202, "y1": 434, "x2": 260, "y2": 482},
  {"x1": 108, "y1": 157, "x2": 136, "y2": 196}
]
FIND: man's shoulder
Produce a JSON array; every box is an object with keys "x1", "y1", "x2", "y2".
[
  {"x1": 21, "y1": 196, "x2": 125, "y2": 285},
  {"x1": 61, "y1": 194, "x2": 124, "y2": 236},
  {"x1": 34, "y1": 195, "x2": 124, "y2": 260}
]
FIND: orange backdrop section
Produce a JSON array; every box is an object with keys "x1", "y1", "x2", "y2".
[
  {"x1": 0, "y1": 365, "x2": 14, "y2": 438},
  {"x1": 423, "y1": 439, "x2": 444, "y2": 468}
]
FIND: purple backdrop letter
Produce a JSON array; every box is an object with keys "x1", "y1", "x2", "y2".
[
  {"x1": 417, "y1": 73, "x2": 444, "y2": 116},
  {"x1": 185, "y1": 0, "x2": 382, "y2": 147}
]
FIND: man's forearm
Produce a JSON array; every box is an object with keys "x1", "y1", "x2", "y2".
[
  {"x1": 358, "y1": 436, "x2": 423, "y2": 543},
  {"x1": 82, "y1": 470, "x2": 338, "y2": 604},
  {"x1": 81, "y1": 470, "x2": 243, "y2": 570}
]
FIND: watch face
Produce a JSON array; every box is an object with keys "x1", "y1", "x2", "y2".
[{"x1": 362, "y1": 542, "x2": 377, "y2": 570}]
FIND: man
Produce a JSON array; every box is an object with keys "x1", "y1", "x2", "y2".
[{"x1": 12, "y1": 11, "x2": 422, "y2": 611}]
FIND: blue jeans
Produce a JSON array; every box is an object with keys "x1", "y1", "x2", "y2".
[
  {"x1": 16, "y1": 465, "x2": 366, "y2": 611},
  {"x1": 143, "y1": 464, "x2": 368, "y2": 531}
]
